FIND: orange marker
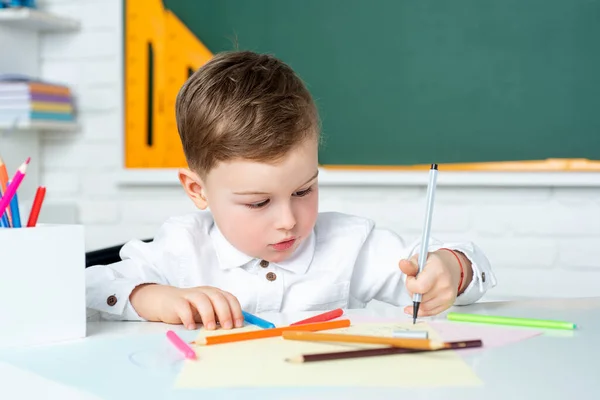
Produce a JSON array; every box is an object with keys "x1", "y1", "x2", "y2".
[
  {"x1": 194, "y1": 319, "x2": 350, "y2": 346},
  {"x1": 290, "y1": 308, "x2": 344, "y2": 326}
]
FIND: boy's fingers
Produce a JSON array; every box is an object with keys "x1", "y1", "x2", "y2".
[
  {"x1": 187, "y1": 292, "x2": 217, "y2": 330},
  {"x1": 207, "y1": 291, "x2": 234, "y2": 330},
  {"x1": 176, "y1": 301, "x2": 196, "y2": 330},
  {"x1": 221, "y1": 291, "x2": 244, "y2": 328},
  {"x1": 398, "y1": 258, "x2": 420, "y2": 277},
  {"x1": 404, "y1": 267, "x2": 436, "y2": 295},
  {"x1": 404, "y1": 299, "x2": 450, "y2": 317}
]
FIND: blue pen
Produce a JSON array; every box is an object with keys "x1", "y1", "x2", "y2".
[
  {"x1": 0, "y1": 211, "x2": 8, "y2": 227},
  {"x1": 7, "y1": 180, "x2": 21, "y2": 228},
  {"x1": 241, "y1": 311, "x2": 276, "y2": 329}
]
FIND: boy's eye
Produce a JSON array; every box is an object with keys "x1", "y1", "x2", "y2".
[
  {"x1": 245, "y1": 199, "x2": 270, "y2": 209},
  {"x1": 294, "y1": 187, "x2": 313, "y2": 197}
]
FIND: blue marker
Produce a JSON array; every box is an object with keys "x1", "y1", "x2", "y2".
[
  {"x1": 8, "y1": 180, "x2": 21, "y2": 228},
  {"x1": 242, "y1": 311, "x2": 275, "y2": 329}
]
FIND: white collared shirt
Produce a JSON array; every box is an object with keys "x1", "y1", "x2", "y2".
[{"x1": 86, "y1": 211, "x2": 497, "y2": 320}]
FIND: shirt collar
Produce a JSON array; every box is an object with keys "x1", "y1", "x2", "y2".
[{"x1": 210, "y1": 223, "x2": 315, "y2": 275}]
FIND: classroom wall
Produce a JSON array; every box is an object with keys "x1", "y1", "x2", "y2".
[{"x1": 37, "y1": 0, "x2": 599, "y2": 301}]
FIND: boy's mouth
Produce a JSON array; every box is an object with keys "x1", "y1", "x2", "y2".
[{"x1": 271, "y1": 237, "x2": 296, "y2": 251}]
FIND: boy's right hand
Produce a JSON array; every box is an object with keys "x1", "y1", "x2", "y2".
[{"x1": 129, "y1": 284, "x2": 244, "y2": 330}]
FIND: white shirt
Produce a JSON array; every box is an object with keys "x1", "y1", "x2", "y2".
[{"x1": 86, "y1": 211, "x2": 497, "y2": 320}]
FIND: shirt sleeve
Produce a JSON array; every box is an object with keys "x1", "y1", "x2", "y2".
[
  {"x1": 418, "y1": 240, "x2": 497, "y2": 306},
  {"x1": 85, "y1": 220, "x2": 186, "y2": 321},
  {"x1": 351, "y1": 227, "x2": 497, "y2": 308}
]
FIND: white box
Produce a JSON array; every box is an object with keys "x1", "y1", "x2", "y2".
[{"x1": 0, "y1": 224, "x2": 86, "y2": 348}]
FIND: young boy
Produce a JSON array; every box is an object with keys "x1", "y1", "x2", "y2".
[{"x1": 86, "y1": 51, "x2": 496, "y2": 330}]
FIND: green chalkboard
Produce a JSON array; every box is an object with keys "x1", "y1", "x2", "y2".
[{"x1": 163, "y1": 0, "x2": 600, "y2": 166}]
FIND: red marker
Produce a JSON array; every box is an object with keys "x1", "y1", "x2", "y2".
[{"x1": 289, "y1": 308, "x2": 344, "y2": 326}]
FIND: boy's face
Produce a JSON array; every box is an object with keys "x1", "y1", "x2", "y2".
[{"x1": 181, "y1": 137, "x2": 319, "y2": 264}]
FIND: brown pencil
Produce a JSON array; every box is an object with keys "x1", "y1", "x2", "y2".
[
  {"x1": 286, "y1": 339, "x2": 483, "y2": 363},
  {"x1": 282, "y1": 330, "x2": 444, "y2": 350}
]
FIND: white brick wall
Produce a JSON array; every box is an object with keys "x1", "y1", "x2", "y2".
[{"x1": 37, "y1": 0, "x2": 600, "y2": 301}]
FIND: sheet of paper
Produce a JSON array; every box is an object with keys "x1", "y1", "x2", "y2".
[
  {"x1": 175, "y1": 322, "x2": 482, "y2": 388},
  {"x1": 428, "y1": 321, "x2": 543, "y2": 355},
  {"x1": 0, "y1": 361, "x2": 102, "y2": 400}
]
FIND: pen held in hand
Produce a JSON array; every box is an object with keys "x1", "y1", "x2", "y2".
[{"x1": 412, "y1": 163, "x2": 439, "y2": 324}]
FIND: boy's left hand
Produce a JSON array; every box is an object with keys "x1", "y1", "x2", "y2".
[{"x1": 398, "y1": 250, "x2": 470, "y2": 317}]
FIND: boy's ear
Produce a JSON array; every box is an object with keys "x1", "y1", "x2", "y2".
[{"x1": 178, "y1": 168, "x2": 208, "y2": 209}]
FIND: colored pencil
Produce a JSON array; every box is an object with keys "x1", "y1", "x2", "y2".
[
  {"x1": 281, "y1": 331, "x2": 444, "y2": 350},
  {"x1": 242, "y1": 310, "x2": 276, "y2": 329},
  {"x1": 7, "y1": 180, "x2": 21, "y2": 228},
  {"x1": 193, "y1": 319, "x2": 351, "y2": 346},
  {"x1": 290, "y1": 308, "x2": 344, "y2": 326},
  {"x1": 27, "y1": 186, "x2": 46, "y2": 227},
  {"x1": 0, "y1": 158, "x2": 29, "y2": 219},
  {"x1": 166, "y1": 330, "x2": 197, "y2": 360},
  {"x1": 286, "y1": 339, "x2": 483, "y2": 363},
  {"x1": 0, "y1": 155, "x2": 8, "y2": 194}
]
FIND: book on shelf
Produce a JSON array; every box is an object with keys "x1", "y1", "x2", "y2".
[{"x1": 0, "y1": 74, "x2": 75, "y2": 126}]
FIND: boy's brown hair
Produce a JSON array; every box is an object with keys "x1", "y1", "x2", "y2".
[{"x1": 175, "y1": 51, "x2": 319, "y2": 176}]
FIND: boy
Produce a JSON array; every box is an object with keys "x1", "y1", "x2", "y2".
[{"x1": 86, "y1": 51, "x2": 496, "y2": 330}]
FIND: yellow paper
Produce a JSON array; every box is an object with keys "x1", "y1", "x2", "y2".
[{"x1": 175, "y1": 322, "x2": 482, "y2": 388}]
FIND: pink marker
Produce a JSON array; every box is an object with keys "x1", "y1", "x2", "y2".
[
  {"x1": 0, "y1": 157, "x2": 29, "y2": 219},
  {"x1": 166, "y1": 330, "x2": 197, "y2": 360}
]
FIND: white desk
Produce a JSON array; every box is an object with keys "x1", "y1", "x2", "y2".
[{"x1": 0, "y1": 297, "x2": 598, "y2": 400}]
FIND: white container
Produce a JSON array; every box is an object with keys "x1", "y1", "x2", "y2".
[{"x1": 0, "y1": 224, "x2": 86, "y2": 348}]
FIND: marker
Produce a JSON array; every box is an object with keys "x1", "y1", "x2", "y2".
[
  {"x1": 392, "y1": 330, "x2": 429, "y2": 339},
  {"x1": 26, "y1": 186, "x2": 46, "y2": 227},
  {"x1": 412, "y1": 163, "x2": 439, "y2": 324},
  {"x1": 289, "y1": 308, "x2": 344, "y2": 326},
  {"x1": 166, "y1": 330, "x2": 197, "y2": 360},
  {"x1": 447, "y1": 312, "x2": 576, "y2": 330},
  {"x1": 8, "y1": 180, "x2": 21, "y2": 228},
  {"x1": 242, "y1": 310, "x2": 276, "y2": 329}
]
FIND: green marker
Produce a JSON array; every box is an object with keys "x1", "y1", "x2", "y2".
[{"x1": 446, "y1": 312, "x2": 576, "y2": 330}]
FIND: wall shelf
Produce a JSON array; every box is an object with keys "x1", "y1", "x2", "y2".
[
  {"x1": 0, "y1": 120, "x2": 80, "y2": 133},
  {"x1": 0, "y1": 7, "x2": 80, "y2": 32}
]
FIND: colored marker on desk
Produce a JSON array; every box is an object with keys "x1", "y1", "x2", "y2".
[
  {"x1": 447, "y1": 312, "x2": 576, "y2": 330},
  {"x1": 242, "y1": 310, "x2": 276, "y2": 329},
  {"x1": 290, "y1": 308, "x2": 344, "y2": 326},
  {"x1": 166, "y1": 330, "x2": 197, "y2": 360}
]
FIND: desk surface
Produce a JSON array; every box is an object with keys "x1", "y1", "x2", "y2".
[{"x1": 1, "y1": 297, "x2": 599, "y2": 400}]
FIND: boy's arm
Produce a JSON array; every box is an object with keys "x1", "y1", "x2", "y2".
[
  {"x1": 86, "y1": 238, "x2": 170, "y2": 321},
  {"x1": 350, "y1": 228, "x2": 496, "y2": 307}
]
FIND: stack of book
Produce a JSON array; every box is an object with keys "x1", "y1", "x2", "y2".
[{"x1": 0, "y1": 75, "x2": 75, "y2": 127}]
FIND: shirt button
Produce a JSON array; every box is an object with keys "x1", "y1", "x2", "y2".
[
  {"x1": 266, "y1": 272, "x2": 277, "y2": 281},
  {"x1": 106, "y1": 295, "x2": 117, "y2": 307},
  {"x1": 260, "y1": 260, "x2": 269, "y2": 268},
  {"x1": 481, "y1": 272, "x2": 486, "y2": 283}
]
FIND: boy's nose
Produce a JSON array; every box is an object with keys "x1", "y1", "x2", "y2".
[{"x1": 277, "y1": 205, "x2": 296, "y2": 230}]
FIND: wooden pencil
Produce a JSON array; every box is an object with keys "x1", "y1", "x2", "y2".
[
  {"x1": 286, "y1": 339, "x2": 483, "y2": 363},
  {"x1": 282, "y1": 330, "x2": 444, "y2": 350},
  {"x1": 193, "y1": 319, "x2": 351, "y2": 346}
]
